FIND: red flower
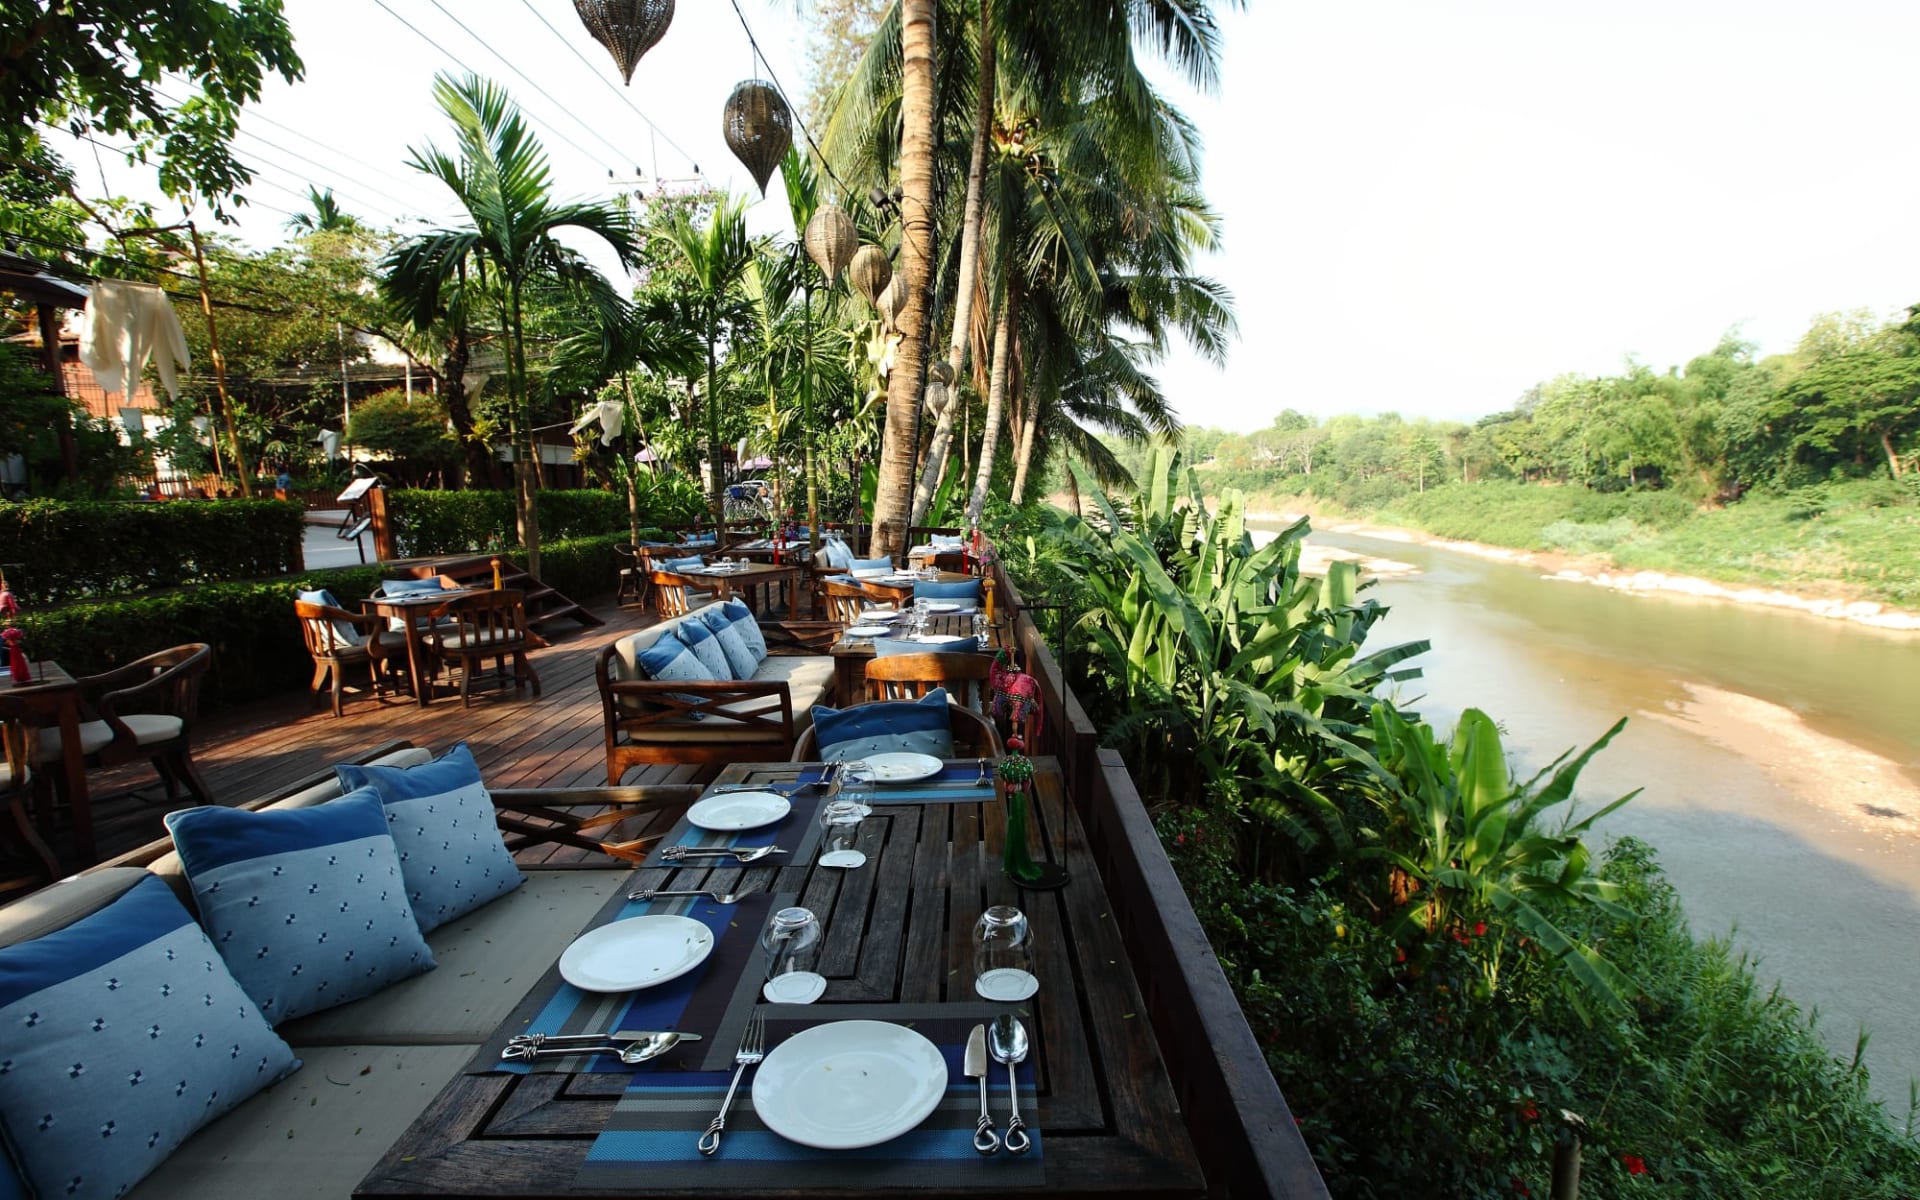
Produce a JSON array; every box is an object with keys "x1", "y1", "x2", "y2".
[
  {"x1": 1473, "y1": 921, "x2": 1488, "y2": 937},
  {"x1": 1622, "y1": 1154, "x2": 1647, "y2": 1176},
  {"x1": 1519, "y1": 1100, "x2": 1538, "y2": 1122},
  {"x1": 1394, "y1": 946, "x2": 1407, "y2": 963},
  {"x1": 1509, "y1": 1176, "x2": 1531, "y2": 1196},
  {"x1": 1175, "y1": 833, "x2": 1186, "y2": 845}
]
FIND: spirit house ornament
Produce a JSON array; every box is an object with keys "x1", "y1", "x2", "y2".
[
  {"x1": 722, "y1": 80, "x2": 792, "y2": 196},
  {"x1": 573, "y1": 0, "x2": 674, "y2": 84}
]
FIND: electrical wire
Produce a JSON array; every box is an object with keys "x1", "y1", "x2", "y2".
[
  {"x1": 723, "y1": 0, "x2": 853, "y2": 201},
  {"x1": 512, "y1": 0, "x2": 703, "y2": 175}
]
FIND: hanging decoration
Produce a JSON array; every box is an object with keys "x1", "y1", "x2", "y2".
[
  {"x1": 573, "y1": 0, "x2": 675, "y2": 85},
  {"x1": 722, "y1": 80, "x2": 792, "y2": 196},
  {"x1": 849, "y1": 244, "x2": 892, "y2": 308},
  {"x1": 991, "y1": 650, "x2": 1067, "y2": 890},
  {"x1": 875, "y1": 275, "x2": 907, "y2": 334},
  {"x1": 804, "y1": 205, "x2": 857, "y2": 280},
  {"x1": 0, "y1": 569, "x2": 29, "y2": 684}
]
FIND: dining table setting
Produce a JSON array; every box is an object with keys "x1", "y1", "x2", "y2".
[{"x1": 355, "y1": 757, "x2": 1204, "y2": 1198}]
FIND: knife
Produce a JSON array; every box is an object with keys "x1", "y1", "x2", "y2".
[{"x1": 966, "y1": 1025, "x2": 1000, "y2": 1154}]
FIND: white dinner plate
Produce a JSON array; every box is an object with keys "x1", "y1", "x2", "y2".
[
  {"x1": 858, "y1": 607, "x2": 898, "y2": 619},
  {"x1": 558, "y1": 916, "x2": 714, "y2": 992},
  {"x1": 686, "y1": 791, "x2": 791, "y2": 831},
  {"x1": 909, "y1": 634, "x2": 968, "y2": 645},
  {"x1": 861, "y1": 752, "x2": 944, "y2": 783},
  {"x1": 920, "y1": 601, "x2": 962, "y2": 613},
  {"x1": 850, "y1": 568, "x2": 890, "y2": 579},
  {"x1": 751, "y1": 1020, "x2": 947, "y2": 1149},
  {"x1": 845, "y1": 624, "x2": 891, "y2": 637}
]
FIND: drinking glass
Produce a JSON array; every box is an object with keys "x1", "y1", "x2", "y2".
[
  {"x1": 972, "y1": 905, "x2": 1037, "y2": 1001},
  {"x1": 833, "y1": 758, "x2": 875, "y2": 817},
  {"x1": 972, "y1": 612, "x2": 989, "y2": 644},
  {"x1": 760, "y1": 906, "x2": 825, "y2": 1004},
  {"x1": 817, "y1": 798, "x2": 867, "y2": 869}
]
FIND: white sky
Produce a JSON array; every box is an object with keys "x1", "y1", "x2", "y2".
[{"x1": 51, "y1": 1, "x2": 1920, "y2": 434}]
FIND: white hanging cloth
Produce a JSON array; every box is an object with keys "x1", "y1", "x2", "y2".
[
  {"x1": 79, "y1": 279, "x2": 191, "y2": 405},
  {"x1": 569, "y1": 399, "x2": 624, "y2": 446}
]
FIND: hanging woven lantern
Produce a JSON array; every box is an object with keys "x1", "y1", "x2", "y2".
[
  {"x1": 848, "y1": 244, "x2": 892, "y2": 308},
  {"x1": 573, "y1": 0, "x2": 674, "y2": 85},
  {"x1": 876, "y1": 274, "x2": 907, "y2": 333},
  {"x1": 804, "y1": 204, "x2": 857, "y2": 280},
  {"x1": 722, "y1": 80, "x2": 792, "y2": 196}
]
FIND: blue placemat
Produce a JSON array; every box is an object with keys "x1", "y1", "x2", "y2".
[
  {"x1": 867, "y1": 760, "x2": 1003, "y2": 804},
  {"x1": 641, "y1": 769, "x2": 833, "y2": 869}
]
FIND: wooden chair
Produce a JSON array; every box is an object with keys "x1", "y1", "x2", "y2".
[
  {"x1": 295, "y1": 599, "x2": 404, "y2": 717},
  {"x1": 426, "y1": 589, "x2": 544, "y2": 708},
  {"x1": 615, "y1": 543, "x2": 646, "y2": 605},
  {"x1": 34, "y1": 644, "x2": 215, "y2": 807},
  {"x1": 650, "y1": 570, "x2": 715, "y2": 618},
  {"x1": 822, "y1": 578, "x2": 873, "y2": 625},
  {"x1": 0, "y1": 693, "x2": 57, "y2": 897},
  {"x1": 864, "y1": 651, "x2": 995, "y2": 713},
  {"x1": 790, "y1": 701, "x2": 1001, "y2": 760}
]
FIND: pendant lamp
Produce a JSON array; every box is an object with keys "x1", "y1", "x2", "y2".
[
  {"x1": 848, "y1": 244, "x2": 892, "y2": 307},
  {"x1": 722, "y1": 80, "x2": 792, "y2": 196},
  {"x1": 804, "y1": 204, "x2": 857, "y2": 280},
  {"x1": 573, "y1": 0, "x2": 674, "y2": 84}
]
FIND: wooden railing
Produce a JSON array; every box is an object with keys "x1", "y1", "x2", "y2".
[{"x1": 991, "y1": 558, "x2": 1330, "y2": 1200}]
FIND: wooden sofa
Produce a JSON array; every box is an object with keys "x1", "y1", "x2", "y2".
[
  {"x1": 0, "y1": 744, "x2": 697, "y2": 1200},
  {"x1": 595, "y1": 604, "x2": 836, "y2": 781}
]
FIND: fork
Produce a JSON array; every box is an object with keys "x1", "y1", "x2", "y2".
[
  {"x1": 975, "y1": 757, "x2": 993, "y2": 787},
  {"x1": 659, "y1": 845, "x2": 787, "y2": 863},
  {"x1": 627, "y1": 887, "x2": 745, "y2": 903},
  {"x1": 699, "y1": 1011, "x2": 767, "y2": 1156}
]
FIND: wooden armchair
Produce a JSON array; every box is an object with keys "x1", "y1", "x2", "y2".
[
  {"x1": 822, "y1": 578, "x2": 873, "y2": 624},
  {"x1": 615, "y1": 543, "x2": 646, "y2": 605},
  {"x1": 295, "y1": 599, "x2": 403, "y2": 717},
  {"x1": 0, "y1": 694, "x2": 56, "y2": 897},
  {"x1": 35, "y1": 643, "x2": 214, "y2": 806},
  {"x1": 596, "y1": 644, "x2": 804, "y2": 780},
  {"x1": 426, "y1": 589, "x2": 544, "y2": 708},
  {"x1": 791, "y1": 701, "x2": 1001, "y2": 760},
  {"x1": 650, "y1": 570, "x2": 716, "y2": 618}
]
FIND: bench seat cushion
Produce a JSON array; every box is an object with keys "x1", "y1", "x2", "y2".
[{"x1": 123, "y1": 1043, "x2": 473, "y2": 1200}]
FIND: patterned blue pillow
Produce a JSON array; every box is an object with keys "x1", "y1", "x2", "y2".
[
  {"x1": 914, "y1": 579, "x2": 983, "y2": 604},
  {"x1": 873, "y1": 635, "x2": 981, "y2": 656},
  {"x1": 0, "y1": 875, "x2": 299, "y2": 1199},
  {"x1": 164, "y1": 791, "x2": 436, "y2": 1025},
  {"x1": 660, "y1": 555, "x2": 704, "y2": 572},
  {"x1": 851, "y1": 557, "x2": 894, "y2": 573},
  {"x1": 334, "y1": 743, "x2": 523, "y2": 934},
  {"x1": 819, "y1": 538, "x2": 854, "y2": 570},
  {"x1": 720, "y1": 600, "x2": 768, "y2": 665},
  {"x1": 811, "y1": 688, "x2": 955, "y2": 761},
  {"x1": 675, "y1": 617, "x2": 733, "y2": 680},
  {"x1": 698, "y1": 607, "x2": 759, "y2": 680}
]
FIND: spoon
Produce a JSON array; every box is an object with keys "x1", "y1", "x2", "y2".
[
  {"x1": 500, "y1": 1030, "x2": 692, "y2": 1065},
  {"x1": 659, "y1": 844, "x2": 786, "y2": 864},
  {"x1": 988, "y1": 1014, "x2": 1033, "y2": 1154},
  {"x1": 627, "y1": 887, "x2": 745, "y2": 903}
]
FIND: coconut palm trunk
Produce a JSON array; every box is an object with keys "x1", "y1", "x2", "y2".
[
  {"x1": 868, "y1": 0, "x2": 939, "y2": 557},
  {"x1": 966, "y1": 288, "x2": 1016, "y2": 526},
  {"x1": 1008, "y1": 401, "x2": 1040, "y2": 504},
  {"x1": 911, "y1": 0, "x2": 995, "y2": 527}
]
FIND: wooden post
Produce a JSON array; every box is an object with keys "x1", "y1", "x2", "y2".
[
  {"x1": 367, "y1": 486, "x2": 396, "y2": 562},
  {"x1": 1550, "y1": 1132, "x2": 1581, "y2": 1200},
  {"x1": 188, "y1": 223, "x2": 252, "y2": 498},
  {"x1": 36, "y1": 304, "x2": 78, "y2": 485}
]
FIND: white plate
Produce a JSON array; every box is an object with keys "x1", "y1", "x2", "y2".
[
  {"x1": 850, "y1": 568, "x2": 890, "y2": 579},
  {"x1": 844, "y1": 625, "x2": 891, "y2": 637},
  {"x1": 751, "y1": 1020, "x2": 947, "y2": 1149},
  {"x1": 762, "y1": 971, "x2": 827, "y2": 1005},
  {"x1": 861, "y1": 752, "x2": 944, "y2": 783},
  {"x1": 859, "y1": 606, "x2": 898, "y2": 618},
  {"x1": 909, "y1": 634, "x2": 968, "y2": 645},
  {"x1": 818, "y1": 849, "x2": 867, "y2": 869},
  {"x1": 559, "y1": 916, "x2": 714, "y2": 992},
  {"x1": 920, "y1": 601, "x2": 962, "y2": 613},
  {"x1": 687, "y1": 792, "x2": 791, "y2": 831},
  {"x1": 975, "y1": 967, "x2": 1039, "y2": 1002}
]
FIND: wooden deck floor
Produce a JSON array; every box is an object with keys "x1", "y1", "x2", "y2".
[{"x1": 63, "y1": 600, "x2": 704, "y2": 871}]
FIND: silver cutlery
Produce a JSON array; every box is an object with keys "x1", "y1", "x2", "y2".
[
  {"x1": 659, "y1": 844, "x2": 786, "y2": 864},
  {"x1": 627, "y1": 887, "x2": 746, "y2": 903},
  {"x1": 699, "y1": 1010, "x2": 767, "y2": 1156},
  {"x1": 989, "y1": 1014, "x2": 1033, "y2": 1154},
  {"x1": 975, "y1": 757, "x2": 992, "y2": 787},
  {"x1": 965, "y1": 1024, "x2": 999, "y2": 1154},
  {"x1": 500, "y1": 1031, "x2": 695, "y2": 1064},
  {"x1": 506, "y1": 1030, "x2": 702, "y2": 1049}
]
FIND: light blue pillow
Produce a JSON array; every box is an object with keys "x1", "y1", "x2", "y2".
[
  {"x1": 699, "y1": 607, "x2": 759, "y2": 680},
  {"x1": 334, "y1": 743, "x2": 523, "y2": 933},
  {"x1": 660, "y1": 556, "x2": 705, "y2": 572},
  {"x1": 820, "y1": 538, "x2": 854, "y2": 570},
  {"x1": 930, "y1": 533, "x2": 964, "y2": 546},
  {"x1": 634, "y1": 630, "x2": 715, "y2": 684},
  {"x1": 682, "y1": 534, "x2": 718, "y2": 547},
  {"x1": 720, "y1": 599, "x2": 768, "y2": 665},
  {"x1": 811, "y1": 688, "x2": 956, "y2": 762},
  {"x1": 851, "y1": 557, "x2": 894, "y2": 573},
  {"x1": 0, "y1": 875, "x2": 300, "y2": 1200},
  {"x1": 874, "y1": 635, "x2": 981, "y2": 656},
  {"x1": 164, "y1": 791, "x2": 436, "y2": 1025},
  {"x1": 296, "y1": 587, "x2": 364, "y2": 647},
  {"x1": 915, "y1": 579, "x2": 984, "y2": 604},
  {"x1": 676, "y1": 617, "x2": 733, "y2": 680}
]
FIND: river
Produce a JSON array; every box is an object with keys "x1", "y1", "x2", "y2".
[{"x1": 1266, "y1": 523, "x2": 1920, "y2": 1109}]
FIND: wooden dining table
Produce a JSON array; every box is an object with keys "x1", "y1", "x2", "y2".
[
  {"x1": 355, "y1": 758, "x2": 1203, "y2": 1198},
  {"x1": 1, "y1": 661, "x2": 94, "y2": 863},
  {"x1": 362, "y1": 587, "x2": 470, "y2": 708},
  {"x1": 670, "y1": 561, "x2": 804, "y2": 619},
  {"x1": 854, "y1": 568, "x2": 978, "y2": 609},
  {"x1": 830, "y1": 611, "x2": 1004, "y2": 706}
]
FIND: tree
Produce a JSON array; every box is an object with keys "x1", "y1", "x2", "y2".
[
  {"x1": 384, "y1": 74, "x2": 638, "y2": 577},
  {"x1": 0, "y1": 0, "x2": 301, "y2": 210},
  {"x1": 346, "y1": 388, "x2": 456, "y2": 485},
  {"x1": 285, "y1": 186, "x2": 362, "y2": 235}
]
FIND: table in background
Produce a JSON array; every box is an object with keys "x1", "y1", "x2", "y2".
[
  {"x1": 1, "y1": 662, "x2": 93, "y2": 863},
  {"x1": 674, "y1": 562, "x2": 802, "y2": 619},
  {"x1": 830, "y1": 611, "x2": 1004, "y2": 706},
  {"x1": 362, "y1": 589, "x2": 469, "y2": 708},
  {"x1": 356, "y1": 758, "x2": 1202, "y2": 1199},
  {"x1": 855, "y1": 568, "x2": 977, "y2": 609}
]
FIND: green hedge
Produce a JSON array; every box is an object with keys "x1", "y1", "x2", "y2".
[
  {"x1": 17, "y1": 533, "x2": 625, "y2": 710},
  {"x1": 388, "y1": 489, "x2": 634, "y2": 555},
  {"x1": 0, "y1": 499, "x2": 305, "y2": 604}
]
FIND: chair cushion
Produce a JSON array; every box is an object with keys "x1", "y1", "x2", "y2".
[
  {"x1": 121, "y1": 713, "x2": 183, "y2": 746},
  {"x1": 819, "y1": 537, "x2": 854, "y2": 570},
  {"x1": 674, "y1": 618, "x2": 733, "y2": 680},
  {"x1": 851, "y1": 557, "x2": 893, "y2": 573},
  {"x1": 850, "y1": 567, "x2": 891, "y2": 580},
  {"x1": 634, "y1": 631, "x2": 718, "y2": 685},
  {"x1": 30, "y1": 720, "x2": 113, "y2": 760},
  {"x1": 874, "y1": 635, "x2": 981, "y2": 656},
  {"x1": 660, "y1": 556, "x2": 704, "y2": 572},
  {"x1": 334, "y1": 744, "x2": 524, "y2": 935},
  {"x1": 698, "y1": 607, "x2": 759, "y2": 680},
  {"x1": 0, "y1": 874, "x2": 299, "y2": 1200},
  {"x1": 296, "y1": 588, "x2": 364, "y2": 648},
  {"x1": 720, "y1": 600, "x2": 769, "y2": 666},
  {"x1": 810, "y1": 688, "x2": 955, "y2": 761},
  {"x1": 930, "y1": 534, "x2": 964, "y2": 546},
  {"x1": 164, "y1": 791, "x2": 436, "y2": 1025},
  {"x1": 914, "y1": 579, "x2": 984, "y2": 604},
  {"x1": 431, "y1": 629, "x2": 525, "y2": 652}
]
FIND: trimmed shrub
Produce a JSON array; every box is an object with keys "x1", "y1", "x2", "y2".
[
  {"x1": 386, "y1": 489, "x2": 632, "y2": 555},
  {"x1": 0, "y1": 499, "x2": 305, "y2": 604}
]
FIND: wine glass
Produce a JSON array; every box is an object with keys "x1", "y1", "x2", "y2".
[
  {"x1": 972, "y1": 905, "x2": 1037, "y2": 1001},
  {"x1": 972, "y1": 611, "x2": 989, "y2": 644},
  {"x1": 760, "y1": 906, "x2": 825, "y2": 1004},
  {"x1": 817, "y1": 797, "x2": 867, "y2": 868}
]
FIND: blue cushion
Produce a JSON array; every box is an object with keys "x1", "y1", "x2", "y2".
[
  {"x1": 851, "y1": 557, "x2": 893, "y2": 573},
  {"x1": 682, "y1": 534, "x2": 717, "y2": 547},
  {"x1": 873, "y1": 635, "x2": 981, "y2": 656},
  {"x1": 675, "y1": 617, "x2": 733, "y2": 680},
  {"x1": 811, "y1": 688, "x2": 956, "y2": 761},
  {"x1": 698, "y1": 607, "x2": 759, "y2": 680},
  {"x1": 0, "y1": 875, "x2": 299, "y2": 1199},
  {"x1": 296, "y1": 587, "x2": 364, "y2": 647},
  {"x1": 164, "y1": 792, "x2": 436, "y2": 1025},
  {"x1": 914, "y1": 579, "x2": 984, "y2": 603},
  {"x1": 720, "y1": 599, "x2": 768, "y2": 665},
  {"x1": 333, "y1": 743, "x2": 523, "y2": 934},
  {"x1": 0, "y1": 1150, "x2": 22, "y2": 1200},
  {"x1": 634, "y1": 631, "x2": 716, "y2": 684},
  {"x1": 820, "y1": 538, "x2": 854, "y2": 570},
  {"x1": 660, "y1": 555, "x2": 705, "y2": 572},
  {"x1": 930, "y1": 533, "x2": 964, "y2": 546}
]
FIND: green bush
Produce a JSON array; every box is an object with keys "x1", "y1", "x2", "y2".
[
  {"x1": 0, "y1": 498, "x2": 305, "y2": 604},
  {"x1": 387, "y1": 489, "x2": 636, "y2": 555}
]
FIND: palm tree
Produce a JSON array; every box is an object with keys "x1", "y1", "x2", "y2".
[
  {"x1": 285, "y1": 186, "x2": 362, "y2": 234},
  {"x1": 652, "y1": 194, "x2": 754, "y2": 529},
  {"x1": 383, "y1": 73, "x2": 637, "y2": 577}
]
